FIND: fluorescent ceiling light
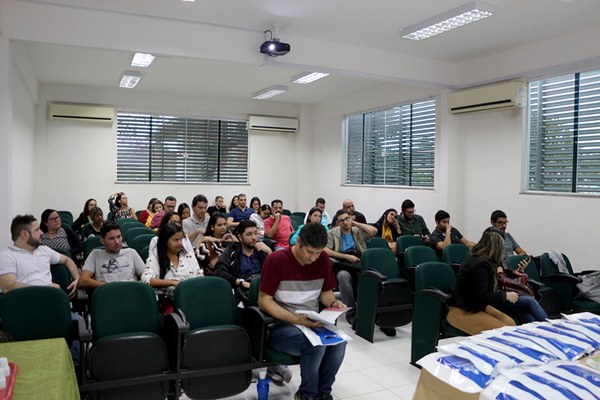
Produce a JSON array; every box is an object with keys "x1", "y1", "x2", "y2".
[
  {"x1": 401, "y1": 1, "x2": 495, "y2": 41},
  {"x1": 119, "y1": 71, "x2": 142, "y2": 89},
  {"x1": 131, "y1": 53, "x2": 155, "y2": 68},
  {"x1": 252, "y1": 85, "x2": 288, "y2": 100},
  {"x1": 292, "y1": 72, "x2": 330, "y2": 84}
]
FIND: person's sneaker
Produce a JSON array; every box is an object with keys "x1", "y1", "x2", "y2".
[
  {"x1": 380, "y1": 327, "x2": 397, "y2": 337},
  {"x1": 318, "y1": 393, "x2": 334, "y2": 400},
  {"x1": 267, "y1": 365, "x2": 292, "y2": 384},
  {"x1": 294, "y1": 391, "x2": 317, "y2": 400}
]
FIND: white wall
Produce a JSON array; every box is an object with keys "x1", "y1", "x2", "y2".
[{"x1": 34, "y1": 84, "x2": 302, "y2": 216}]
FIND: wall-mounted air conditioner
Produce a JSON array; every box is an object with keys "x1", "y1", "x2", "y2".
[
  {"x1": 48, "y1": 102, "x2": 115, "y2": 123},
  {"x1": 248, "y1": 115, "x2": 299, "y2": 133},
  {"x1": 448, "y1": 81, "x2": 526, "y2": 114}
]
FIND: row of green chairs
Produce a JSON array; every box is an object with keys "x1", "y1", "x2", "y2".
[{"x1": 0, "y1": 278, "x2": 263, "y2": 400}]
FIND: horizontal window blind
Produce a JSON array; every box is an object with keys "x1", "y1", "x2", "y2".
[
  {"x1": 345, "y1": 99, "x2": 436, "y2": 187},
  {"x1": 117, "y1": 113, "x2": 248, "y2": 183},
  {"x1": 528, "y1": 69, "x2": 600, "y2": 193}
]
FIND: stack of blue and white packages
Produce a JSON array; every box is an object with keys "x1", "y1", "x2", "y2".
[{"x1": 417, "y1": 312, "x2": 600, "y2": 398}]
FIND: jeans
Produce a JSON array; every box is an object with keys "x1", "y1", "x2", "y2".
[
  {"x1": 500, "y1": 295, "x2": 548, "y2": 323},
  {"x1": 336, "y1": 270, "x2": 356, "y2": 309},
  {"x1": 268, "y1": 322, "x2": 346, "y2": 399}
]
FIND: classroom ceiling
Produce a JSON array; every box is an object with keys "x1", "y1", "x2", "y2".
[{"x1": 13, "y1": 0, "x2": 600, "y2": 104}]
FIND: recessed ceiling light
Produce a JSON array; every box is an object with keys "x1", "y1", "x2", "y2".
[
  {"x1": 131, "y1": 53, "x2": 155, "y2": 68},
  {"x1": 252, "y1": 85, "x2": 288, "y2": 100},
  {"x1": 119, "y1": 71, "x2": 142, "y2": 89},
  {"x1": 401, "y1": 1, "x2": 495, "y2": 41},
  {"x1": 292, "y1": 72, "x2": 330, "y2": 84}
]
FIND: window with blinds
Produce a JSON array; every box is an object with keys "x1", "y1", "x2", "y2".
[
  {"x1": 528, "y1": 69, "x2": 600, "y2": 194},
  {"x1": 116, "y1": 113, "x2": 248, "y2": 183},
  {"x1": 344, "y1": 99, "x2": 436, "y2": 187}
]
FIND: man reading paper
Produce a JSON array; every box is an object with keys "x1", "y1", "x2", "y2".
[{"x1": 259, "y1": 222, "x2": 347, "y2": 400}]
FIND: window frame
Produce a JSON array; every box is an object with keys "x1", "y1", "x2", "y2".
[
  {"x1": 115, "y1": 111, "x2": 249, "y2": 184},
  {"x1": 342, "y1": 97, "x2": 437, "y2": 189}
]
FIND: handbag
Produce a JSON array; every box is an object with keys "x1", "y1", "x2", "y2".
[{"x1": 498, "y1": 268, "x2": 535, "y2": 297}]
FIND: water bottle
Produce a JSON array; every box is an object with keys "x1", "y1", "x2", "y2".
[{"x1": 257, "y1": 377, "x2": 270, "y2": 400}]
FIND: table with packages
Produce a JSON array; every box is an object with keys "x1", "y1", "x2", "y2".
[{"x1": 0, "y1": 338, "x2": 79, "y2": 400}]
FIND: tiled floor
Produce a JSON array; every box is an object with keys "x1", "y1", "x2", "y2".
[{"x1": 181, "y1": 319, "x2": 453, "y2": 400}]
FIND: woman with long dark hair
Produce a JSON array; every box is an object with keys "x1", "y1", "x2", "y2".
[
  {"x1": 177, "y1": 203, "x2": 191, "y2": 220},
  {"x1": 40, "y1": 208, "x2": 83, "y2": 259},
  {"x1": 374, "y1": 208, "x2": 402, "y2": 252},
  {"x1": 72, "y1": 198, "x2": 97, "y2": 233},
  {"x1": 142, "y1": 223, "x2": 201, "y2": 300},
  {"x1": 448, "y1": 227, "x2": 546, "y2": 335},
  {"x1": 196, "y1": 212, "x2": 237, "y2": 275}
]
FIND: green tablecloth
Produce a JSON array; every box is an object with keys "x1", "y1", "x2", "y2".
[{"x1": 0, "y1": 338, "x2": 79, "y2": 400}]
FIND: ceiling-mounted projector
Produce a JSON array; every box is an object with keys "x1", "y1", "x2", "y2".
[{"x1": 260, "y1": 23, "x2": 290, "y2": 57}]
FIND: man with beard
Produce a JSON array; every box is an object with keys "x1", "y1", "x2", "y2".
[
  {"x1": 490, "y1": 210, "x2": 527, "y2": 268},
  {"x1": 398, "y1": 199, "x2": 431, "y2": 244},
  {"x1": 0, "y1": 214, "x2": 79, "y2": 297}
]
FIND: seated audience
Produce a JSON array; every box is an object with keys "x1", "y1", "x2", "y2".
[
  {"x1": 249, "y1": 204, "x2": 271, "y2": 239},
  {"x1": 145, "y1": 200, "x2": 164, "y2": 227},
  {"x1": 429, "y1": 210, "x2": 475, "y2": 257},
  {"x1": 490, "y1": 209, "x2": 527, "y2": 268},
  {"x1": 142, "y1": 223, "x2": 202, "y2": 310},
  {"x1": 0, "y1": 214, "x2": 79, "y2": 298},
  {"x1": 342, "y1": 199, "x2": 367, "y2": 224},
  {"x1": 325, "y1": 209, "x2": 378, "y2": 330},
  {"x1": 305, "y1": 197, "x2": 331, "y2": 227},
  {"x1": 71, "y1": 198, "x2": 97, "y2": 233},
  {"x1": 113, "y1": 192, "x2": 138, "y2": 220},
  {"x1": 196, "y1": 212, "x2": 237, "y2": 275},
  {"x1": 374, "y1": 208, "x2": 402, "y2": 252},
  {"x1": 207, "y1": 195, "x2": 227, "y2": 216},
  {"x1": 177, "y1": 202, "x2": 191, "y2": 220},
  {"x1": 182, "y1": 194, "x2": 209, "y2": 248},
  {"x1": 398, "y1": 199, "x2": 430, "y2": 244},
  {"x1": 229, "y1": 195, "x2": 239, "y2": 213},
  {"x1": 139, "y1": 197, "x2": 158, "y2": 224},
  {"x1": 291, "y1": 207, "x2": 327, "y2": 245},
  {"x1": 40, "y1": 209, "x2": 83, "y2": 260},
  {"x1": 259, "y1": 223, "x2": 346, "y2": 398},
  {"x1": 264, "y1": 199, "x2": 295, "y2": 250},
  {"x1": 79, "y1": 221, "x2": 145, "y2": 288},
  {"x1": 250, "y1": 196, "x2": 262, "y2": 214},
  {"x1": 448, "y1": 227, "x2": 547, "y2": 335},
  {"x1": 81, "y1": 206, "x2": 104, "y2": 239},
  {"x1": 149, "y1": 211, "x2": 193, "y2": 256},
  {"x1": 227, "y1": 193, "x2": 255, "y2": 228}
]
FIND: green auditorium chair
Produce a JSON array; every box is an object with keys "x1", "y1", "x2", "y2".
[
  {"x1": 355, "y1": 248, "x2": 413, "y2": 342},
  {"x1": 410, "y1": 261, "x2": 467, "y2": 365},
  {"x1": 291, "y1": 211, "x2": 306, "y2": 221},
  {"x1": 84, "y1": 235, "x2": 104, "y2": 258},
  {"x1": 124, "y1": 226, "x2": 154, "y2": 244},
  {"x1": 174, "y1": 277, "x2": 261, "y2": 399},
  {"x1": 540, "y1": 252, "x2": 600, "y2": 313},
  {"x1": 80, "y1": 282, "x2": 186, "y2": 400},
  {"x1": 58, "y1": 210, "x2": 74, "y2": 226},
  {"x1": 366, "y1": 236, "x2": 391, "y2": 250},
  {"x1": 442, "y1": 243, "x2": 470, "y2": 274},
  {"x1": 131, "y1": 233, "x2": 156, "y2": 259},
  {"x1": 404, "y1": 245, "x2": 438, "y2": 289},
  {"x1": 395, "y1": 235, "x2": 425, "y2": 279}
]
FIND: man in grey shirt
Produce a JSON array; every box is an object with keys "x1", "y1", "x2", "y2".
[
  {"x1": 490, "y1": 210, "x2": 527, "y2": 268},
  {"x1": 79, "y1": 221, "x2": 145, "y2": 288},
  {"x1": 182, "y1": 194, "x2": 209, "y2": 247}
]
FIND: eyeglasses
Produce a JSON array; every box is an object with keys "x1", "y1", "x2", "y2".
[
  {"x1": 494, "y1": 220, "x2": 509, "y2": 226},
  {"x1": 48, "y1": 216, "x2": 61, "y2": 222},
  {"x1": 337, "y1": 216, "x2": 352, "y2": 224}
]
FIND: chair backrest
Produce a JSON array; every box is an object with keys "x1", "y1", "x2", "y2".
[
  {"x1": 85, "y1": 235, "x2": 104, "y2": 258},
  {"x1": 290, "y1": 215, "x2": 304, "y2": 227},
  {"x1": 290, "y1": 219, "x2": 299, "y2": 231},
  {"x1": 248, "y1": 275, "x2": 261, "y2": 307},
  {"x1": 541, "y1": 252, "x2": 574, "y2": 277},
  {"x1": 51, "y1": 263, "x2": 73, "y2": 291},
  {"x1": 405, "y1": 246, "x2": 438, "y2": 268},
  {"x1": 0, "y1": 286, "x2": 72, "y2": 341},
  {"x1": 174, "y1": 277, "x2": 237, "y2": 330},
  {"x1": 415, "y1": 262, "x2": 456, "y2": 293},
  {"x1": 366, "y1": 237, "x2": 391, "y2": 249},
  {"x1": 291, "y1": 211, "x2": 306, "y2": 220},
  {"x1": 125, "y1": 226, "x2": 153, "y2": 243},
  {"x1": 361, "y1": 248, "x2": 399, "y2": 278},
  {"x1": 58, "y1": 210, "x2": 74, "y2": 226},
  {"x1": 91, "y1": 282, "x2": 161, "y2": 341},
  {"x1": 442, "y1": 244, "x2": 470, "y2": 265},
  {"x1": 132, "y1": 234, "x2": 156, "y2": 257},
  {"x1": 140, "y1": 245, "x2": 150, "y2": 263},
  {"x1": 396, "y1": 235, "x2": 424, "y2": 253},
  {"x1": 117, "y1": 218, "x2": 143, "y2": 227},
  {"x1": 282, "y1": 209, "x2": 292, "y2": 216},
  {"x1": 509, "y1": 255, "x2": 541, "y2": 281}
]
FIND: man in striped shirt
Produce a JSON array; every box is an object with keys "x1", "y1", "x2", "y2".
[{"x1": 259, "y1": 222, "x2": 347, "y2": 400}]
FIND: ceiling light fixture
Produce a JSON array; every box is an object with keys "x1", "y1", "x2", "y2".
[
  {"x1": 252, "y1": 85, "x2": 288, "y2": 100},
  {"x1": 292, "y1": 72, "x2": 330, "y2": 84},
  {"x1": 131, "y1": 53, "x2": 155, "y2": 68},
  {"x1": 119, "y1": 71, "x2": 142, "y2": 89},
  {"x1": 400, "y1": 1, "x2": 496, "y2": 41}
]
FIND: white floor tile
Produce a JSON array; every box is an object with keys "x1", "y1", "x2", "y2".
[{"x1": 332, "y1": 370, "x2": 386, "y2": 398}]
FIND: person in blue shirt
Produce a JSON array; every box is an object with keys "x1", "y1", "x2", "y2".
[{"x1": 227, "y1": 193, "x2": 255, "y2": 228}]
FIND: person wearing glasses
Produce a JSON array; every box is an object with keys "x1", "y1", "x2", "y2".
[
  {"x1": 490, "y1": 210, "x2": 527, "y2": 268},
  {"x1": 325, "y1": 209, "x2": 377, "y2": 328}
]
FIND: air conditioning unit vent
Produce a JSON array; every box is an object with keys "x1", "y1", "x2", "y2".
[
  {"x1": 48, "y1": 102, "x2": 115, "y2": 123},
  {"x1": 448, "y1": 81, "x2": 526, "y2": 114},
  {"x1": 248, "y1": 115, "x2": 299, "y2": 133}
]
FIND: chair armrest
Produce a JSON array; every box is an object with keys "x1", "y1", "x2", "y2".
[
  {"x1": 528, "y1": 279, "x2": 545, "y2": 290},
  {"x1": 449, "y1": 263, "x2": 461, "y2": 275},
  {"x1": 574, "y1": 269, "x2": 598, "y2": 277},
  {"x1": 547, "y1": 273, "x2": 581, "y2": 285},
  {"x1": 418, "y1": 287, "x2": 451, "y2": 303},
  {"x1": 76, "y1": 317, "x2": 92, "y2": 342},
  {"x1": 242, "y1": 306, "x2": 274, "y2": 362},
  {"x1": 362, "y1": 268, "x2": 388, "y2": 283}
]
